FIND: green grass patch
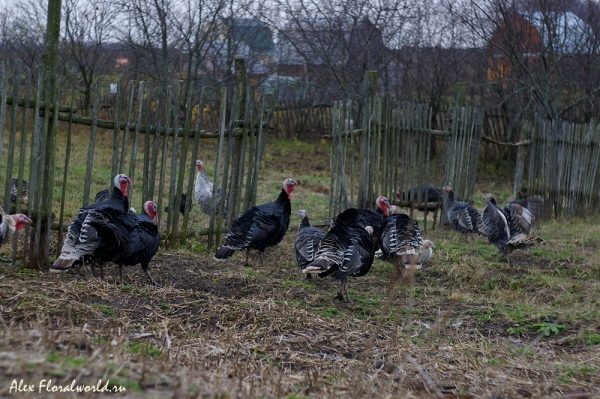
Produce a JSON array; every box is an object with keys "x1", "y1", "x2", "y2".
[
  {"x1": 124, "y1": 342, "x2": 162, "y2": 359},
  {"x1": 93, "y1": 304, "x2": 116, "y2": 317}
]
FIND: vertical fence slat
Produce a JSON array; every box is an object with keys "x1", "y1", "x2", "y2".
[
  {"x1": 110, "y1": 79, "x2": 122, "y2": 181},
  {"x1": 129, "y1": 81, "x2": 146, "y2": 206},
  {"x1": 166, "y1": 81, "x2": 182, "y2": 237},
  {"x1": 119, "y1": 81, "x2": 136, "y2": 176},
  {"x1": 4, "y1": 60, "x2": 20, "y2": 209},
  {"x1": 156, "y1": 85, "x2": 173, "y2": 229},
  {"x1": 208, "y1": 86, "x2": 228, "y2": 251},
  {"x1": 82, "y1": 81, "x2": 100, "y2": 206}
]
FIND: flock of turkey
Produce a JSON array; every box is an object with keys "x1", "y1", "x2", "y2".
[{"x1": 0, "y1": 160, "x2": 543, "y2": 300}]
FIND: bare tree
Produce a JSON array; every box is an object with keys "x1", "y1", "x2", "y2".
[
  {"x1": 0, "y1": 0, "x2": 47, "y2": 70},
  {"x1": 256, "y1": 0, "x2": 418, "y2": 101},
  {"x1": 448, "y1": 0, "x2": 600, "y2": 127},
  {"x1": 61, "y1": 0, "x2": 116, "y2": 110}
]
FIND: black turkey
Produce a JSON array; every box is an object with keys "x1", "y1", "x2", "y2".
[
  {"x1": 442, "y1": 185, "x2": 485, "y2": 241},
  {"x1": 303, "y1": 209, "x2": 375, "y2": 302},
  {"x1": 164, "y1": 193, "x2": 188, "y2": 215},
  {"x1": 0, "y1": 206, "x2": 32, "y2": 247},
  {"x1": 214, "y1": 178, "x2": 297, "y2": 267},
  {"x1": 294, "y1": 210, "x2": 325, "y2": 280},
  {"x1": 9, "y1": 179, "x2": 29, "y2": 205},
  {"x1": 95, "y1": 188, "x2": 137, "y2": 213},
  {"x1": 87, "y1": 201, "x2": 161, "y2": 285},
  {"x1": 482, "y1": 193, "x2": 543, "y2": 263},
  {"x1": 94, "y1": 189, "x2": 111, "y2": 203},
  {"x1": 331, "y1": 196, "x2": 388, "y2": 249},
  {"x1": 397, "y1": 185, "x2": 441, "y2": 203},
  {"x1": 51, "y1": 174, "x2": 132, "y2": 273},
  {"x1": 194, "y1": 160, "x2": 228, "y2": 218}
]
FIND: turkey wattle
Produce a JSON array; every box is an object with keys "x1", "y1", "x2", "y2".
[
  {"x1": 51, "y1": 174, "x2": 132, "y2": 273},
  {"x1": 214, "y1": 178, "x2": 297, "y2": 267},
  {"x1": 482, "y1": 193, "x2": 543, "y2": 262},
  {"x1": 294, "y1": 210, "x2": 326, "y2": 280},
  {"x1": 194, "y1": 160, "x2": 227, "y2": 218},
  {"x1": 86, "y1": 201, "x2": 161, "y2": 285},
  {"x1": 442, "y1": 185, "x2": 485, "y2": 240},
  {"x1": 0, "y1": 206, "x2": 32, "y2": 247}
]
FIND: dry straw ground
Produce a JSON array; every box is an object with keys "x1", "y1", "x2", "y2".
[{"x1": 0, "y1": 133, "x2": 599, "y2": 398}]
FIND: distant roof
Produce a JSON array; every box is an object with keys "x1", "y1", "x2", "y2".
[
  {"x1": 229, "y1": 18, "x2": 275, "y2": 54},
  {"x1": 520, "y1": 11, "x2": 596, "y2": 54}
]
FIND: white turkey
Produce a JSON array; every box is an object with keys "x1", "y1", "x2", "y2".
[
  {"x1": 482, "y1": 193, "x2": 543, "y2": 264},
  {"x1": 214, "y1": 178, "x2": 297, "y2": 267},
  {"x1": 418, "y1": 240, "x2": 435, "y2": 265},
  {"x1": 85, "y1": 201, "x2": 161, "y2": 285},
  {"x1": 51, "y1": 174, "x2": 132, "y2": 273},
  {"x1": 0, "y1": 206, "x2": 32, "y2": 247},
  {"x1": 442, "y1": 185, "x2": 485, "y2": 241},
  {"x1": 303, "y1": 207, "x2": 376, "y2": 302},
  {"x1": 194, "y1": 160, "x2": 227, "y2": 218},
  {"x1": 294, "y1": 210, "x2": 325, "y2": 280}
]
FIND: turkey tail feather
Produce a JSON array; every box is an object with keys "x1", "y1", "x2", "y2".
[
  {"x1": 303, "y1": 258, "x2": 333, "y2": 273},
  {"x1": 214, "y1": 246, "x2": 236, "y2": 260},
  {"x1": 51, "y1": 234, "x2": 79, "y2": 272}
]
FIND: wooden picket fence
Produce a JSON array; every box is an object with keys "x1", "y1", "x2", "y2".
[
  {"x1": 327, "y1": 71, "x2": 484, "y2": 231},
  {"x1": 514, "y1": 117, "x2": 600, "y2": 217},
  {"x1": 0, "y1": 57, "x2": 274, "y2": 269}
]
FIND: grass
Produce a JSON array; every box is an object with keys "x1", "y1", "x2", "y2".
[{"x1": 0, "y1": 132, "x2": 599, "y2": 397}]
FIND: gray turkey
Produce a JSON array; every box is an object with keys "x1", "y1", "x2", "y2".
[
  {"x1": 294, "y1": 210, "x2": 326, "y2": 280},
  {"x1": 51, "y1": 174, "x2": 132, "y2": 273},
  {"x1": 214, "y1": 178, "x2": 297, "y2": 267},
  {"x1": 86, "y1": 201, "x2": 161, "y2": 285},
  {"x1": 378, "y1": 204, "x2": 424, "y2": 277},
  {"x1": 194, "y1": 160, "x2": 227, "y2": 218},
  {"x1": 303, "y1": 207, "x2": 376, "y2": 302},
  {"x1": 482, "y1": 193, "x2": 543, "y2": 264},
  {"x1": 442, "y1": 185, "x2": 485, "y2": 241},
  {"x1": 0, "y1": 206, "x2": 32, "y2": 247},
  {"x1": 9, "y1": 179, "x2": 29, "y2": 205}
]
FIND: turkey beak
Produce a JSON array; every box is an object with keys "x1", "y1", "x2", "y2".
[{"x1": 21, "y1": 215, "x2": 33, "y2": 224}]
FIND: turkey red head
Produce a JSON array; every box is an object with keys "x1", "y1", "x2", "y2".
[
  {"x1": 376, "y1": 196, "x2": 391, "y2": 216},
  {"x1": 441, "y1": 185, "x2": 452, "y2": 195},
  {"x1": 114, "y1": 174, "x2": 132, "y2": 196},
  {"x1": 283, "y1": 178, "x2": 297, "y2": 198},
  {"x1": 14, "y1": 214, "x2": 33, "y2": 231},
  {"x1": 196, "y1": 160, "x2": 205, "y2": 173},
  {"x1": 143, "y1": 201, "x2": 158, "y2": 221},
  {"x1": 297, "y1": 209, "x2": 308, "y2": 219}
]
